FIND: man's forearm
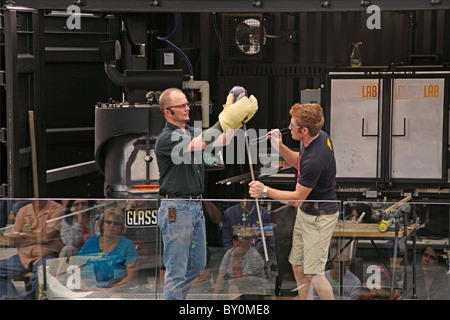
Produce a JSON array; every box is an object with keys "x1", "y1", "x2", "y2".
[
  {"x1": 8, "y1": 233, "x2": 37, "y2": 246},
  {"x1": 278, "y1": 143, "x2": 299, "y2": 168},
  {"x1": 266, "y1": 183, "x2": 312, "y2": 207},
  {"x1": 186, "y1": 121, "x2": 225, "y2": 152}
]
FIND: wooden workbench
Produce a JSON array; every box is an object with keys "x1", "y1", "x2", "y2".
[
  {"x1": 331, "y1": 221, "x2": 419, "y2": 299},
  {"x1": 333, "y1": 222, "x2": 417, "y2": 239},
  {"x1": 0, "y1": 236, "x2": 9, "y2": 246}
]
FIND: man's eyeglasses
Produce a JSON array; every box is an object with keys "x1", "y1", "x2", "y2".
[
  {"x1": 167, "y1": 103, "x2": 190, "y2": 113},
  {"x1": 104, "y1": 220, "x2": 121, "y2": 227},
  {"x1": 289, "y1": 122, "x2": 302, "y2": 130}
]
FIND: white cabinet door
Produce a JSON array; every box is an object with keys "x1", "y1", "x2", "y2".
[
  {"x1": 390, "y1": 78, "x2": 445, "y2": 179},
  {"x1": 330, "y1": 78, "x2": 382, "y2": 179}
]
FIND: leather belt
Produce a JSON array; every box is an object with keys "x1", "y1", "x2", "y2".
[{"x1": 163, "y1": 194, "x2": 203, "y2": 200}]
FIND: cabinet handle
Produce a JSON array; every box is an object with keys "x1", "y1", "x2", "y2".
[
  {"x1": 361, "y1": 118, "x2": 378, "y2": 137},
  {"x1": 392, "y1": 118, "x2": 406, "y2": 137}
]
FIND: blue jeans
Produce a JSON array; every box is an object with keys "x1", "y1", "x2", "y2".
[
  {"x1": 157, "y1": 199, "x2": 207, "y2": 300},
  {"x1": 0, "y1": 254, "x2": 53, "y2": 299}
]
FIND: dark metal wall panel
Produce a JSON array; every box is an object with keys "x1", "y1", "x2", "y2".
[
  {"x1": 14, "y1": 0, "x2": 450, "y2": 13},
  {"x1": 221, "y1": 10, "x2": 449, "y2": 69},
  {"x1": 1, "y1": 4, "x2": 449, "y2": 199},
  {"x1": 44, "y1": 14, "x2": 120, "y2": 197},
  {"x1": 0, "y1": 16, "x2": 6, "y2": 194},
  {"x1": 414, "y1": 10, "x2": 449, "y2": 62},
  {"x1": 1, "y1": 7, "x2": 45, "y2": 197},
  {"x1": 218, "y1": 9, "x2": 449, "y2": 159}
]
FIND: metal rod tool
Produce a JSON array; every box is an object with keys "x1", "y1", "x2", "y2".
[
  {"x1": 242, "y1": 118, "x2": 269, "y2": 262},
  {"x1": 250, "y1": 127, "x2": 290, "y2": 145}
]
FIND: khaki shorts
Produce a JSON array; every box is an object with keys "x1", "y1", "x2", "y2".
[{"x1": 288, "y1": 208, "x2": 339, "y2": 275}]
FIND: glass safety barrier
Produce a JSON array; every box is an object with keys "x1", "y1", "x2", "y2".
[
  {"x1": 0, "y1": 198, "x2": 448, "y2": 300},
  {"x1": 336, "y1": 199, "x2": 449, "y2": 300}
]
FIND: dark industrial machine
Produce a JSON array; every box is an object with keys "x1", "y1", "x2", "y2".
[
  {"x1": 94, "y1": 18, "x2": 211, "y2": 199},
  {"x1": 94, "y1": 40, "x2": 181, "y2": 199}
]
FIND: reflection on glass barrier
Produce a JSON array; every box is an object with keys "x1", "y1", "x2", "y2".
[
  {"x1": 0, "y1": 198, "x2": 448, "y2": 300},
  {"x1": 0, "y1": 199, "x2": 162, "y2": 300},
  {"x1": 75, "y1": 206, "x2": 140, "y2": 289},
  {"x1": 329, "y1": 200, "x2": 449, "y2": 300}
]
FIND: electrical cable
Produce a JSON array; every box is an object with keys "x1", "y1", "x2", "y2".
[{"x1": 157, "y1": 13, "x2": 194, "y2": 79}]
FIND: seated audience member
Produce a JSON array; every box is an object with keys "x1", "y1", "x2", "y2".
[
  {"x1": 222, "y1": 200, "x2": 272, "y2": 254},
  {"x1": 314, "y1": 257, "x2": 361, "y2": 300},
  {"x1": 0, "y1": 200, "x2": 64, "y2": 299},
  {"x1": 75, "y1": 207, "x2": 139, "y2": 289},
  {"x1": 12, "y1": 200, "x2": 31, "y2": 217},
  {"x1": 213, "y1": 233, "x2": 266, "y2": 297},
  {"x1": 348, "y1": 203, "x2": 373, "y2": 223},
  {"x1": 59, "y1": 200, "x2": 100, "y2": 258},
  {"x1": 415, "y1": 246, "x2": 449, "y2": 300}
]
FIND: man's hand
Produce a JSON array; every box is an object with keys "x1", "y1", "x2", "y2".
[
  {"x1": 248, "y1": 181, "x2": 265, "y2": 199},
  {"x1": 267, "y1": 129, "x2": 283, "y2": 152}
]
